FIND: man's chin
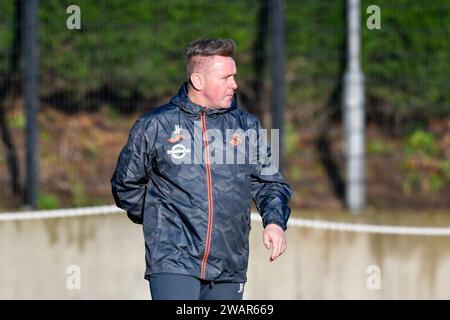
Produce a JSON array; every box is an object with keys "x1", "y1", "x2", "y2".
[
  {"x1": 210, "y1": 99, "x2": 232, "y2": 109},
  {"x1": 215, "y1": 102, "x2": 231, "y2": 109},
  {"x1": 222, "y1": 98, "x2": 234, "y2": 108}
]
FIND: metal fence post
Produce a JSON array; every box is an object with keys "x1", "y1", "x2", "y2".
[
  {"x1": 23, "y1": 0, "x2": 39, "y2": 208},
  {"x1": 343, "y1": 0, "x2": 365, "y2": 212}
]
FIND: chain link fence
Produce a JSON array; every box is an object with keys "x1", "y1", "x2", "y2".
[{"x1": 0, "y1": 0, "x2": 449, "y2": 211}]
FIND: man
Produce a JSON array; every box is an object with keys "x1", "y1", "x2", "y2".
[{"x1": 111, "y1": 39, "x2": 291, "y2": 300}]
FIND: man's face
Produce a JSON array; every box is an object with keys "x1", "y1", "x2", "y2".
[{"x1": 200, "y1": 55, "x2": 238, "y2": 109}]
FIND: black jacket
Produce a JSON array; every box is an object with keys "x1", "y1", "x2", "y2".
[{"x1": 111, "y1": 83, "x2": 292, "y2": 282}]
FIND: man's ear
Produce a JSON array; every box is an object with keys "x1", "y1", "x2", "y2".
[{"x1": 190, "y1": 73, "x2": 204, "y2": 91}]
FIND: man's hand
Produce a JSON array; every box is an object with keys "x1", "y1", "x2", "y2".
[{"x1": 263, "y1": 223, "x2": 287, "y2": 262}]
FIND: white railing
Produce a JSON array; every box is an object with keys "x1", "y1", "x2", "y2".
[{"x1": 0, "y1": 205, "x2": 449, "y2": 236}]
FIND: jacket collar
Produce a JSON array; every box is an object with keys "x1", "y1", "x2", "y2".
[{"x1": 170, "y1": 82, "x2": 237, "y2": 117}]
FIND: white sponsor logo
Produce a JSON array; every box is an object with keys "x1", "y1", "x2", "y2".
[
  {"x1": 164, "y1": 122, "x2": 280, "y2": 174},
  {"x1": 167, "y1": 144, "x2": 191, "y2": 159}
]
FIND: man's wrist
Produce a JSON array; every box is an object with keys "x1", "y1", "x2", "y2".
[{"x1": 264, "y1": 220, "x2": 286, "y2": 231}]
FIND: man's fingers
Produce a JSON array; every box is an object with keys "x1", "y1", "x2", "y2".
[
  {"x1": 271, "y1": 239, "x2": 281, "y2": 261},
  {"x1": 264, "y1": 225, "x2": 287, "y2": 262},
  {"x1": 270, "y1": 240, "x2": 287, "y2": 262},
  {"x1": 281, "y1": 240, "x2": 287, "y2": 254},
  {"x1": 263, "y1": 232, "x2": 272, "y2": 249},
  {"x1": 274, "y1": 240, "x2": 280, "y2": 259}
]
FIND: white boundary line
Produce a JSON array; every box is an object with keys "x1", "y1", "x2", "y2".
[{"x1": 0, "y1": 205, "x2": 449, "y2": 236}]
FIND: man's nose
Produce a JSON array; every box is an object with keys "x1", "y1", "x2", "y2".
[{"x1": 230, "y1": 77, "x2": 238, "y2": 90}]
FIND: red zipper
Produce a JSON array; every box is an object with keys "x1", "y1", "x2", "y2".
[{"x1": 200, "y1": 110, "x2": 214, "y2": 279}]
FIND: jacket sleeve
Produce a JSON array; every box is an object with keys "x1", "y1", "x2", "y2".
[
  {"x1": 248, "y1": 115, "x2": 292, "y2": 231},
  {"x1": 111, "y1": 116, "x2": 156, "y2": 224}
]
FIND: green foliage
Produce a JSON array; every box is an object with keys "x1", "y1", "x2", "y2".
[
  {"x1": 361, "y1": 0, "x2": 450, "y2": 116},
  {"x1": 0, "y1": 1, "x2": 13, "y2": 73},
  {"x1": 441, "y1": 160, "x2": 450, "y2": 181},
  {"x1": 429, "y1": 173, "x2": 444, "y2": 192},
  {"x1": 401, "y1": 129, "x2": 448, "y2": 194},
  {"x1": 40, "y1": 130, "x2": 51, "y2": 142},
  {"x1": 71, "y1": 181, "x2": 87, "y2": 207},
  {"x1": 36, "y1": 0, "x2": 258, "y2": 99},
  {"x1": 289, "y1": 165, "x2": 302, "y2": 181},
  {"x1": 285, "y1": 121, "x2": 301, "y2": 156},
  {"x1": 7, "y1": 112, "x2": 25, "y2": 129},
  {"x1": 403, "y1": 170, "x2": 446, "y2": 194},
  {"x1": 38, "y1": 193, "x2": 61, "y2": 210},
  {"x1": 0, "y1": 149, "x2": 5, "y2": 166},
  {"x1": 106, "y1": 105, "x2": 119, "y2": 121},
  {"x1": 367, "y1": 139, "x2": 389, "y2": 155},
  {"x1": 404, "y1": 129, "x2": 437, "y2": 157},
  {"x1": 286, "y1": 1, "x2": 345, "y2": 107},
  {"x1": 0, "y1": 0, "x2": 448, "y2": 116}
]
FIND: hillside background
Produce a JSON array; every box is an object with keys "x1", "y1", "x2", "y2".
[{"x1": 0, "y1": 0, "x2": 449, "y2": 211}]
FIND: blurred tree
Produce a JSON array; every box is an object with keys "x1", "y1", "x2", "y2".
[{"x1": 0, "y1": 0, "x2": 22, "y2": 197}]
